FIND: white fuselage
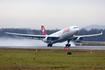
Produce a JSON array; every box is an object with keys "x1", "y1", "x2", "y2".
[{"x1": 43, "y1": 26, "x2": 79, "y2": 44}]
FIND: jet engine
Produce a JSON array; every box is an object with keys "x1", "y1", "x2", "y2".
[
  {"x1": 73, "y1": 36, "x2": 84, "y2": 42},
  {"x1": 42, "y1": 36, "x2": 52, "y2": 43},
  {"x1": 42, "y1": 36, "x2": 59, "y2": 43}
]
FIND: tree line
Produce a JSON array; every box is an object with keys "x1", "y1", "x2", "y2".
[{"x1": 0, "y1": 28, "x2": 105, "y2": 41}]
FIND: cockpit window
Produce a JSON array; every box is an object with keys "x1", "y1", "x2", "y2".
[{"x1": 73, "y1": 27, "x2": 78, "y2": 29}]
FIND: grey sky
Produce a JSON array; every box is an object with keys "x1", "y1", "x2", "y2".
[{"x1": 0, "y1": 0, "x2": 105, "y2": 29}]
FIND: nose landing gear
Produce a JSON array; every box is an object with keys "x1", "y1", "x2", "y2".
[
  {"x1": 65, "y1": 39, "x2": 71, "y2": 47},
  {"x1": 64, "y1": 39, "x2": 71, "y2": 50},
  {"x1": 65, "y1": 44, "x2": 71, "y2": 47}
]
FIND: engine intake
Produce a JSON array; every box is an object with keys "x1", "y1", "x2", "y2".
[{"x1": 73, "y1": 37, "x2": 84, "y2": 42}]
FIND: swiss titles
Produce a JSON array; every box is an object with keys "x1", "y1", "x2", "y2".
[{"x1": 63, "y1": 27, "x2": 70, "y2": 34}]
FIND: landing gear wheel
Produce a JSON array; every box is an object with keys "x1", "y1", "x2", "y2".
[
  {"x1": 47, "y1": 44, "x2": 52, "y2": 47},
  {"x1": 65, "y1": 44, "x2": 71, "y2": 47},
  {"x1": 68, "y1": 44, "x2": 70, "y2": 47},
  {"x1": 50, "y1": 44, "x2": 52, "y2": 47},
  {"x1": 47, "y1": 44, "x2": 49, "y2": 47},
  {"x1": 65, "y1": 39, "x2": 71, "y2": 47}
]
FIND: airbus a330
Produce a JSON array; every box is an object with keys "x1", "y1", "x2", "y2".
[{"x1": 3, "y1": 25, "x2": 103, "y2": 48}]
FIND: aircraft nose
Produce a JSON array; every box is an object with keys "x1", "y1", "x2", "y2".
[
  {"x1": 77, "y1": 27, "x2": 79, "y2": 33},
  {"x1": 77, "y1": 29, "x2": 79, "y2": 33},
  {"x1": 75, "y1": 26, "x2": 79, "y2": 30},
  {"x1": 72, "y1": 26, "x2": 79, "y2": 33},
  {"x1": 75, "y1": 27, "x2": 79, "y2": 34},
  {"x1": 77, "y1": 28, "x2": 79, "y2": 31}
]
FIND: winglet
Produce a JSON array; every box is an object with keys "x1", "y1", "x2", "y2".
[
  {"x1": 41, "y1": 24, "x2": 47, "y2": 35},
  {"x1": 3, "y1": 30, "x2": 5, "y2": 33},
  {"x1": 101, "y1": 31, "x2": 103, "y2": 34}
]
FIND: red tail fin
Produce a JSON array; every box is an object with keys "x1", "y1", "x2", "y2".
[{"x1": 41, "y1": 25, "x2": 47, "y2": 35}]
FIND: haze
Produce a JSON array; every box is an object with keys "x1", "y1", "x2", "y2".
[{"x1": 0, "y1": 0, "x2": 105, "y2": 29}]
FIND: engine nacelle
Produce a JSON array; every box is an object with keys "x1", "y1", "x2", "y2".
[
  {"x1": 42, "y1": 36, "x2": 59, "y2": 43},
  {"x1": 42, "y1": 36, "x2": 52, "y2": 43},
  {"x1": 73, "y1": 37, "x2": 84, "y2": 42}
]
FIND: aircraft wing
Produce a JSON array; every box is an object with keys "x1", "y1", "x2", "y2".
[
  {"x1": 75, "y1": 31, "x2": 103, "y2": 38},
  {"x1": 71, "y1": 31, "x2": 103, "y2": 42},
  {"x1": 4, "y1": 31, "x2": 46, "y2": 39}
]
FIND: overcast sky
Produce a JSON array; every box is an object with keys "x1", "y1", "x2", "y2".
[{"x1": 0, "y1": 0, "x2": 105, "y2": 29}]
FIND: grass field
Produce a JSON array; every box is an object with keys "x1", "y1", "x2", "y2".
[{"x1": 0, "y1": 49, "x2": 105, "y2": 70}]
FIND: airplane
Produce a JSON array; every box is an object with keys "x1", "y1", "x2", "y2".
[{"x1": 3, "y1": 25, "x2": 103, "y2": 48}]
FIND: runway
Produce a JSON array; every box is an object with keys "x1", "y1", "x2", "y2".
[
  {"x1": 0, "y1": 38, "x2": 105, "y2": 50},
  {"x1": 0, "y1": 46, "x2": 105, "y2": 50}
]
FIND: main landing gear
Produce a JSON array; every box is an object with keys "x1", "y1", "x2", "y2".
[
  {"x1": 65, "y1": 39, "x2": 71, "y2": 47},
  {"x1": 47, "y1": 44, "x2": 52, "y2": 47}
]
